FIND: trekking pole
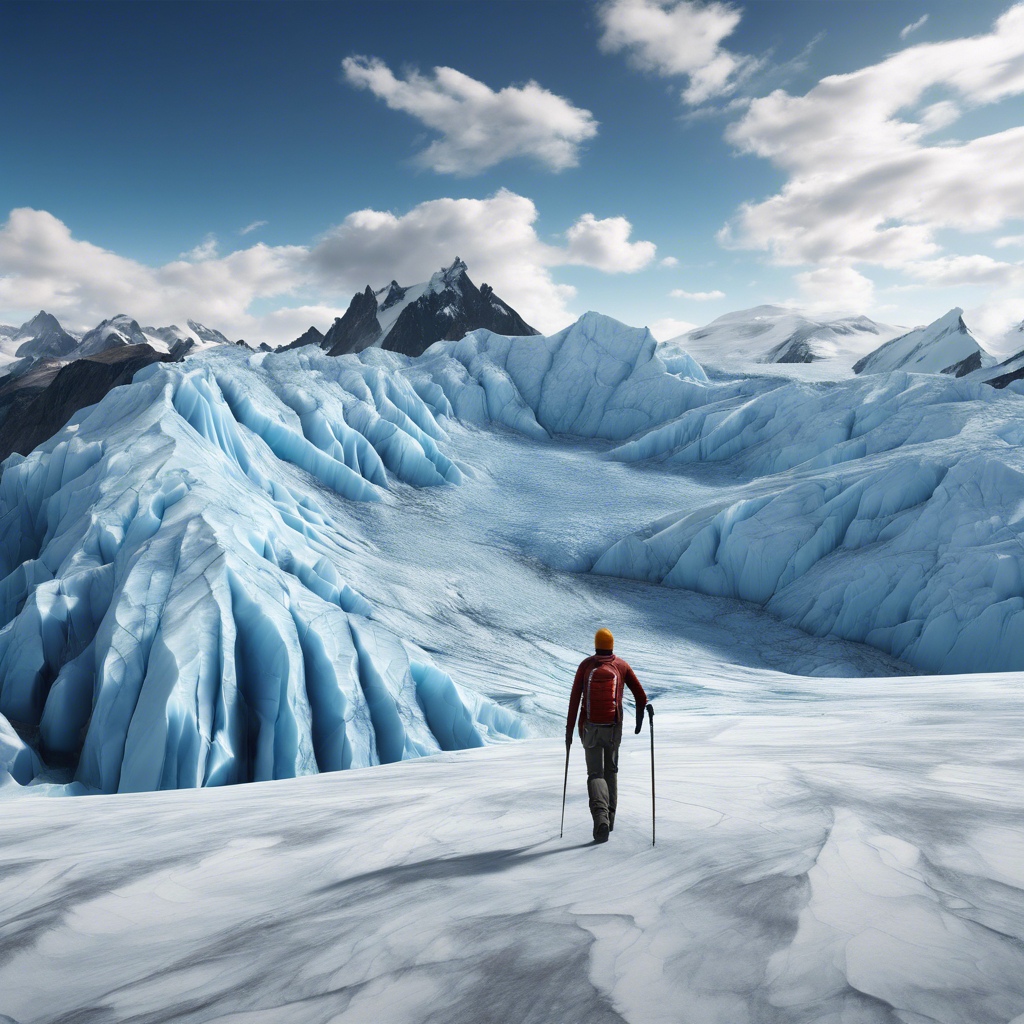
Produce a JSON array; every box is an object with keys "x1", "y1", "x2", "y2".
[
  {"x1": 560, "y1": 741, "x2": 570, "y2": 839},
  {"x1": 647, "y1": 703, "x2": 656, "y2": 846}
]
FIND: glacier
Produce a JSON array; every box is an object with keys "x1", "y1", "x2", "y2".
[
  {"x1": 1, "y1": 309, "x2": 1023, "y2": 1022},
  {"x1": 594, "y1": 370, "x2": 1024, "y2": 674},
  {"x1": 0, "y1": 313, "x2": 919, "y2": 796}
]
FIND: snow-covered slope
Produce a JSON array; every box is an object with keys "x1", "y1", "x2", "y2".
[
  {"x1": 853, "y1": 307, "x2": 995, "y2": 376},
  {"x1": 673, "y1": 305, "x2": 901, "y2": 371},
  {"x1": 3, "y1": 681, "x2": 1024, "y2": 1021}
]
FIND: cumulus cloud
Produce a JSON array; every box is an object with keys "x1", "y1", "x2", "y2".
[
  {"x1": 900, "y1": 14, "x2": 929, "y2": 40},
  {"x1": 659, "y1": 256, "x2": 680, "y2": 267},
  {"x1": 669, "y1": 288, "x2": 724, "y2": 300},
  {"x1": 240, "y1": 220, "x2": 268, "y2": 235},
  {"x1": 795, "y1": 265, "x2": 876, "y2": 311},
  {"x1": 720, "y1": 5, "x2": 1024, "y2": 267},
  {"x1": 342, "y1": 56, "x2": 598, "y2": 174},
  {"x1": 649, "y1": 317, "x2": 698, "y2": 340},
  {"x1": 995, "y1": 234, "x2": 1024, "y2": 248},
  {"x1": 0, "y1": 208, "x2": 307, "y2": 341},
  {"x1": 0, "y1": 194, "x2": 656, "y2": 343},
  {"x1": 597, "y1": 0, "x2": 755, "y2": 104},
  {"x1": 563, "y1": 214, "x2": 656, "y2": 272}
]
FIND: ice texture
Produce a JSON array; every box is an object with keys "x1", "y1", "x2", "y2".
[
  {"x1": 2, "y1": 684, "x2": 1023, "y2": 1022},
  {"x1": 0, "y1": 711, "x2": 42, "y2": 786},
  {"x1": 410, "y1": 311, "x2": 710, "y2": 441},
  {"x1": 596, "y1": 371, "x2": 1024, "y2": 673},
  {"x1": 0, "y1": 350, "x2": 522, "y2": 794}
]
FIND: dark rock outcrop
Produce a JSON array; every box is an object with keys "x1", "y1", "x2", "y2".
[
  {"x1": 280, "y1": 325, "x2": 325, "y2": 352},
  {"x1": 382, "y1": 259, "x2": 539, "y2": 358},
  {"x1": 940, "y1": 350, "x2": 984, "y2": 378},
  {"x1": 0, "y1": 344, "x2": 180, "y2": 466},
  {"x1": 324, "y1": 286, "x2": 383, "y2": 356}
]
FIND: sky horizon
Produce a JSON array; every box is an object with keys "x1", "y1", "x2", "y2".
[{"x1": 2, "y1": 0, "x2": 1024, "y2": 351}]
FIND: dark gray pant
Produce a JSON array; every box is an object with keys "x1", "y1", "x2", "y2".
[{"x1": 583, "y1": 722, "x2": 621, "y2": 828}]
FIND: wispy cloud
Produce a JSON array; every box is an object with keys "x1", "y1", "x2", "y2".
[
  {"x1": 995, "y1": 234, "x2": 1024, "y2": 248},
  {"x1": 900, "y1": 14, "x2": 929, "y2": 40},
  {"x1": 240, "y1": 220, "x2": 268, "y2": 235},
  {"x1": 670, "y1": 288, "x2": 724, "y2": 300},
  {"x1": 660, "y1": 256, "x2": 679, "y2": 267},
  {"x1": 180, "y1": 233, "x2": 218, "y2": 261},
  {"x1": 597, "y1": 0, "x2": 757, "y2": 105},
  {"x1": 342, "y1": 56, "x2": 598, "y2": 175}
]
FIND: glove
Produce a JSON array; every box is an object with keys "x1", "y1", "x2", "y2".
[
  {"x1": 635, "y1": 708, "x2": 644, "y2": 735},
  {"x1": 565, "y1": 727, "x2": 573, "y2": 748}
]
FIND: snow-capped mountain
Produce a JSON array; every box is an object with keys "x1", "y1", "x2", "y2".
[
  {"x1": 977, "y1": 318, "x2": 1024, "y2": 388},
  {"x1": 853, "y1": 307, "x2": 996, "y2": 377},
  {"x1": 76, "y1": 314, "x2": 150, "y2": 357},
  {"x1": 673, "y1": 305, "x2": 901, "y2": 369},
  {"x1": 289, "y1": 258, "x2": 539, "y2": 358},
  {"x1": 7, "y1": 311, "x2": 79, "y2": 361}
]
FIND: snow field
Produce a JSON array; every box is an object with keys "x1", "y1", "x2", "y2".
[{"x1": 1, "y1": 681, "x2": 1022, "y2": 1023}]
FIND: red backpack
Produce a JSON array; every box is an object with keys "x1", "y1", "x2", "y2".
[{"x1": 585, "y1": 661, "x2": 622, "y2": 725}]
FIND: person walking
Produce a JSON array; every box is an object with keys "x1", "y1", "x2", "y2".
[{"x1": 566, "y1": 628, "x2": 648, "y2": 843}]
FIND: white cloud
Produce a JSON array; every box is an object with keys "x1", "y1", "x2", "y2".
[
  {"x1": 563, "y1": 214, "x2": 656, "y2": 272},
  {"x1": 720, "y1": 5, "x2": 1024, "y2": 266},
  {"x1": 899, "y1": 255, "x2": 1024, "y2": 289},
  {"x1": 240, "y1": 220, "x2": 268, "y2": 235},
  {"x1": 342, "y1": 56, "x2": 598, "y2": 174},
  {"x1": 995, "y1": 234, "x2": 1024, "y2": 248},
  {"x1": 649, "y1": 317, "x2": 698, "y2": 340},
  {"x1": 180, "y1": 233, "x2": 218, "y2": 261},
  {"x1": 597, "y1": 0, "x2": 755, "y2": 104},
  {"x1": 794, "y1": 264, "x2": 876, "y2": 311},
  {"x1": 900, "y1": 14, "x2": 929, "y2": 40},
  {"x1": 669, "y1": 288, "x2": 725, "y2": 300},
  {"x1": 0, "y1": 194, "x2": 656, "y2": 343},
  {"x1": 659, "y1": 256, "x2": 679, "y2": 267},
  {"x1": 0, "y1": 209, "x2": 307, "y2": 341}
]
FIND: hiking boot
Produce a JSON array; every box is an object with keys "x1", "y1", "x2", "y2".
[{"x1": 594, "y1": 821, "x2": 610, "y2": 843}]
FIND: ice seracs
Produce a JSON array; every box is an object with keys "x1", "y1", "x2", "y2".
[{"x1": 853, "y1": 307, "x2": 996, "y2": 377}]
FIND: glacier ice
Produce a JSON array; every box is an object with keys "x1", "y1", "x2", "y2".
[
  {"x1": 0, "y1": 349, "x2": 524, "y2": 795},
  {"x1": 595, "y1": 370, "x2": 1024, "y2": 673},
  {"x1": 3, "y1": 308, "x2": 1024, "y2": 797}
]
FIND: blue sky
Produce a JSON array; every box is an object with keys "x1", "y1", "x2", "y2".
[{"x1": 2, "y1": 0, "x2": 1023, "y2": 347}]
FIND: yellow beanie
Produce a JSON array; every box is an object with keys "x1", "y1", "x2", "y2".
[{"x1": 595, "y1": 628, "x2": 614, "y2": 651}]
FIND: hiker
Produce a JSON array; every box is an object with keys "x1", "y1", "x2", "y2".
[{"x1": 566, "y1": 628, "x2": 648, "y2": 843}]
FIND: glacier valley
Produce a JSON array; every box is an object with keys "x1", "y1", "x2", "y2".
[{"x1": 0, "y1": 312, "x2": 1022, "y2": 1022}]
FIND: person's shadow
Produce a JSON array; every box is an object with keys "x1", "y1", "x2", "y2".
[{"x1": 318, "y1": 840, "x2": 596, "y2": 895}]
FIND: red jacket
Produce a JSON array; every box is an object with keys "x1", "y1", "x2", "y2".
[{"x1": 566, "y1": 652, "x2": 647, "y2": 738}]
